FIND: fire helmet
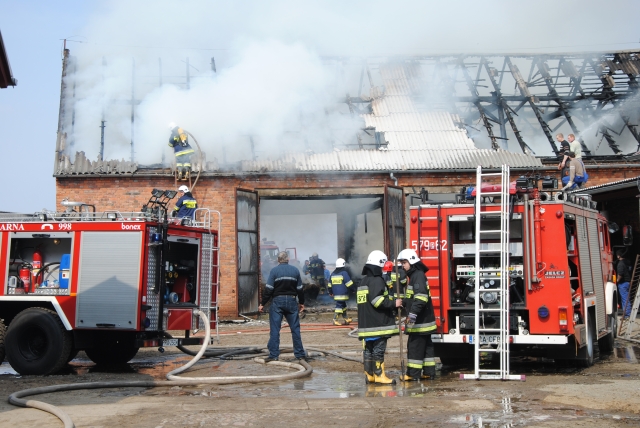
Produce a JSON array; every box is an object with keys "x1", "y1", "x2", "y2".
[
  {"x1": 366, "y1": 250, "x2": 387, "y2": 267},
  {"x1": 397, "y1": 249, "x2": 420, "y2": 265},
  {"x1": 383, "y1": 261, "x2": 394, "y2": 272},
  {"x1": 178, "y1": 185, "x2": 189, "y2": 193},
  {"x1": 335, "y1": 258, "x2": 346, "y2": 268},
  {"x1": 312, "y1": 252, "x2": 318, "y2": 258}
]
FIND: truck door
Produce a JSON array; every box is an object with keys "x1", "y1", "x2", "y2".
[
  {"x1": 236, "y1": 189, "x2": 259, "y2": 314},
  {"x1": 384, "y1": 185, "x2": 406, "y2": 262}
]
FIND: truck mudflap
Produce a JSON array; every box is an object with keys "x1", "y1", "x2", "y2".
[
  {"x1": 431, "y1": 333, "x2": 569, "y2": 345},
  {"x1": 137, "y1": 337, "x2": 204, "y2": 348}
]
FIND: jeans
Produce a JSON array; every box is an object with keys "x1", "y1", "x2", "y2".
[
  {"x1": 619, "y1": 282, "x2": 632, "y2": 317},
  {"x1": 267, "y1": 295, "x2": 305, "y2": 359}
]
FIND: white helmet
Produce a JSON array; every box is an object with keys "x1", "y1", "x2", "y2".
[
  {"x1": 335, "y1": 258, "x2": 346, "y2": 268},
  {"x1": 397, "y1": 249, "x2": 420, "y2": 265},
  {"x1": 366, "y1": 250, "x2": 387, "y2": 267},
  {"x1": 169, "y1": 121, "x2": 177, "y2": 130},
  {"x1": 178, "y1": 185, "x2": 189, "y2": 192}
]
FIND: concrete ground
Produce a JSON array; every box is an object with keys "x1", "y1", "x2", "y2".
[{"x1": 1, "y1": 313, "x2": 640, "y2": 427}]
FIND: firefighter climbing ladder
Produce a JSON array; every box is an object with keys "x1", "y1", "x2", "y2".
[
  {"x1": 462, "y1": 165, "x2": 523, "y2": 380},
  {"x1": 619, "y1": 255, "x2": 640, "y2": 342}
]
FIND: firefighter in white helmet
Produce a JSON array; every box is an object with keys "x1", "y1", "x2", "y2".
[
  {"x1": 328, "y1": 258, "x2": 353, "y2": 325},
  {"x1": 397, "y1": 248, "x2": 437, "y2": 381},
  {"x1": 168, "y1": 123, "x2": 195, "y2": 181},
  {"x1": 357, "y1": 250, "x2": 402, "y2": 384},
  {"x1": 172, "y1": 185, "x2": 197, "y2": 219}
]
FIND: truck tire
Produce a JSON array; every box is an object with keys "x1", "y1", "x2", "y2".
[
  {"x1": 5, "y1": 308, "x2": 73, "y2": 375},
  {"x1": 576, "y1": 319, "x2": 596, "y2": 368},
  {"x1": 85, "y1": 343, "x2": 139, "y2": 366},
  {"x1": 598, "y1": 314, "x2": 616, "y2": 354},
  {"x1": 0, "y1": 319, "x2": 6, "y2": 364}
]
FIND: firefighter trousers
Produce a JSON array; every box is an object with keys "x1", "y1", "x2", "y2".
[
  {"x1": 406, "y1": 334, "x2": 435, "y2": 378},
  {"x1": 363, "y1": 337, "x2": 387, "y2": 374}
]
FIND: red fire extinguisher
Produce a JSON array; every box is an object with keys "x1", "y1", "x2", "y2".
[
  {"x1": 19, "y1": 264, "x2": 32, "y2": 293},
  {"x1": 32, "y1": 248, "x2": 43, "y2": 287}
]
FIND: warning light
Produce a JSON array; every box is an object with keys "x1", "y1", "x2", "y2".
[
  {"x1": 558, "y1": 307, "x2": 568, "y2": 331},
  {"x1": 538, "y1": 306, "x2": 550, "y2": 319}
]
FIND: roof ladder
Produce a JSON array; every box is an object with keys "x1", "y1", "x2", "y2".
[
  {"x1": 619, "y1": 254, "x2": 640, "y2": 341},
  {"x1": 461, "y1": 165, "x2": 524, "y2": 381}
]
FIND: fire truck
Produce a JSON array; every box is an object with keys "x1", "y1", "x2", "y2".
[
  {"x1": 410, "y1": 166, "x2": 618, "y2": 377},
  {"x1": 0, "y1": 190, "x2": 220, "y2": 376}
]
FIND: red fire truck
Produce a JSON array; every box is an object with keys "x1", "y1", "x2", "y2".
[
  {"x1": 410, "y1": 171, "x2": 618, "y2": 370},
  {"x1": 0, "y1": 192, "x2": 219, "y2": 375}
]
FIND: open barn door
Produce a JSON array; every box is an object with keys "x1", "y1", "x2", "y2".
[
  {"x1": 384, "y1": 185, "x2": 406, "y2": 262},
  {"x1": 236, "y1": 189, "x2": 259, "y2": 314}
]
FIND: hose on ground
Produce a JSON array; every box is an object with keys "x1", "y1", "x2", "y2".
[{"x1": 8, "y1": 310, "x2": 313, "y2": 428}]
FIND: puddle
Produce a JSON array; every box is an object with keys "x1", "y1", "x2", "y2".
[{"x1": 613, "y1": 344, "x2": 640, "y2": 363}]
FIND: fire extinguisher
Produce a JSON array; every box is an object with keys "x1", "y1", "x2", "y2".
[
  {"x1": 32, "y1": 248, "x2": 43, "y2": 287},
  {"x1": 19, "y1": 264, "x2": 32, "y2": 293}
]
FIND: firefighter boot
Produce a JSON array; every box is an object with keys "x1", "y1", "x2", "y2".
[
  {"x1": 184, "y1": 167, "x2": 191, "y2": 181},
  {"x1": 364, "y1": 358, "x2": 375, "y2": 384},
  {"x1": 374, "y1": 361, "x2": 396, "y2": 385},
  {"x1": 421, "y1": 367, "x2": 436, "y2": 380},
  {"x1": 343, "y1": 310, "x2": 352, "y2": 325},
  {"x1": 400, "y1": 373, "x2": 418, "y2": 382},
  {"x1": 333, "y1": 317, "x2": 344, "y2": 326}
]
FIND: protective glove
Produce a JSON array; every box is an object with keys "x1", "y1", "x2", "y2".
[{"x1": 407, "y1": 313, "x2": 417, "y2": 327}]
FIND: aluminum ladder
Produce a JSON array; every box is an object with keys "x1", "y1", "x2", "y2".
[
  {"x1": 462, "y1": 165, "x2": 523, "y2": 380},
  {"x1": 619, "y1": 254, "x2": 640, "y2": 341}
]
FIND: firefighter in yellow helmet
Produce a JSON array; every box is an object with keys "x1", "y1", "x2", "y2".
[{"x1": 168, "y1": 122, "x2": 195, "y2": 181}]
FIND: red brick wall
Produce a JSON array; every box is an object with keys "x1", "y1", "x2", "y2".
[{"x1": 56, "y1": 164, "x2": 640, "y2": 318}]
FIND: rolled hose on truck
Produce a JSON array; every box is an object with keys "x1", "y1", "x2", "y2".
[{"x1": 8, "y1": 310, "x2": 313, "y2": 428}]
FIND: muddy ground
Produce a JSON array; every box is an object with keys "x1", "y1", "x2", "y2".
[{"x1": 1, "y1": 311, "x2": 640, "y2": 427}]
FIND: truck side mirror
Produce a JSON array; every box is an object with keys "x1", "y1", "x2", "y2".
[{"x1": 623, "y1": 225, "x2": 633, "y2": 246}]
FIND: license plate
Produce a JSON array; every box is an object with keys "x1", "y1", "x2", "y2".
[
  {"x1": 469, "y1": 335, "x2": 500, "y2": 344},
  {"x1": 162, "y1": 339, "x2": 179, "y2": 346}
]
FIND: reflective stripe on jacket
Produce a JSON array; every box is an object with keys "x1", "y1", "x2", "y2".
[
  {"x1": 357, "y1": 267, "x2": 399, "y2": 339},
  {"x1": 328, "y1": 268, "x2": 353, "y2": 301}
]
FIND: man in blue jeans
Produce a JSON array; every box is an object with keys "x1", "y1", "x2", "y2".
[
  {"x1": 259, "y1": 251, "x2": 307, "y2": 362},
  {"x1": 616, "y1": 250, "x2": 632, "y2": 318}
]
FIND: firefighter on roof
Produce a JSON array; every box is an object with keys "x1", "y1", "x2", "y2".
[
  {"x1": 397, "y1": 248, "x2": 437, "y2": 381},
  {"x1": 168, "y1": 122, "x2": 195, "y2": 181},
  {"x1": 357, "y1": 250, "x2": 402, "y2": 385},
  {"x1": 328, "y1": 258, "x2": 353, "y2": 325},
  {"x1": 173, "y1": 185, "x2": 197, "y2": 219}
]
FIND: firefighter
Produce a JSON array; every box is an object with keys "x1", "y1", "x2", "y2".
[
  {"x1": 172, "y1": 185, "x2": 198, "y2": 219},
  {"x1": 357, "y1": 250, "x2": 402, "y2": 385},
  {"x1": 308, "y1": 253, "x2": 326, "y2": 293},
  {"x1": 168, "y1": 122, "x2": 195, "y2": 181},
  {"x1": 397, "y1": 248, "x2": 437, "y2": 381},
  {"x1": 383, "y1": 261, "x2": 407, "y2": 300},
  {"x1": 328, "y1": 258, "x2": 353, "y2": 325}
]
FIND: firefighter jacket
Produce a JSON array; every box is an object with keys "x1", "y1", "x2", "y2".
[
  {"x1": 357, "y1": 264, "x2": 399, "y2": 339},
  {"x1": 173, "y1": 192, "x2": 198, "y2": 218},
  {"x1": 262, "y1": 262, "x2": 305, "y2": 306},
  {"x1": 309, "y1": 257, "x2": 325, "y2": 279},
  {"x1": 403, "y1": 261, "x2": 436, "y2": 335},
  {"x1": 385, "y1": 269, "x2": 407, "y2": 299},
  {"x1": 329, "y1": 267, "x2": 353, "y2": 301},
  {"x1": 168, "y1": 127, "x2": 195, "y2": 157}
]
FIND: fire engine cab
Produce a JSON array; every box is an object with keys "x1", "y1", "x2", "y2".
[
  {"x1": 410, "y1": 166, "x2": 618, "y2": 374},
  {"x1": 0, "y1": 191, "x2": 220, "y2": 376}
]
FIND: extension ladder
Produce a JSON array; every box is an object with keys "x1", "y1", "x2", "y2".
[
  {"x1": 619, "y1": 255, "x2": 640, "y2": 341},
  {"x1": 462, "y1": 165, "x2": 523, "y2": 380}
]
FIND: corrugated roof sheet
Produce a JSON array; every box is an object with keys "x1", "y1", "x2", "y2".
[{"x1": 572, "y1": 176, "x2": 640, "y2": 194}]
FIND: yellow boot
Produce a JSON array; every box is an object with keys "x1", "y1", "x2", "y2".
[
  {"x1": 401, "y1": 373, "x2": 418, "y2": 382},
  {"x1": 374, "y1": 361, "x2": 396, "y2": 385},
  {"x1": 333, "y1": 318, "x2": 344, "y2": 326},
  {"x1": 364, "y1": 358, "x2": 375, "y2": 384}
]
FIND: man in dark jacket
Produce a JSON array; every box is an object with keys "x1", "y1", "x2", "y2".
[
  {"x1": 329, "y1": 258, "x2": 353, "y2": 325},
  {"x1": 357, "y1": 250, "x2": 402, "y2": 385},
  {"x1": 172, "y1": 185, "x2": 197, "y2": 219},
  {"x1": 168, "y1": 122, "x2": 195, "y2": 181},
  {"x1": 309, "y1": 253, "x2": 326, "y2": 293},
  {"x1": 259, "y1": 251, "x2": 306, "y2": 362},
  {"x1": 616, "y1": 249, "x2": 633, "y2": 318},
  {"x1": 398, "y1": 248, "x2": 437, "y2": 381}
]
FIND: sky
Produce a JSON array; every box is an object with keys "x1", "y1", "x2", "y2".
[{"x1": 1, "y1": 0, "x2": 639, "y2": 213}]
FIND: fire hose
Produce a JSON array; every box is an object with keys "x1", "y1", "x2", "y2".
[{"x1": 8, "y1": 310, "x2": 313, "y2": 428}]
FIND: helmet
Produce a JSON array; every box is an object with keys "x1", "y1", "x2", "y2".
[
  {"x1": 178, "y1": 185, "x2": 189, "y2": 192},
  {"x1": 397, "y1": 249, "x2": 420, "y2": 265},
  {"x1": 383, "y1": 261, "x2": 394, "y2": 272},
  {"x1": 169, "y1": 121, "x2": 177, "y2": 130},
  {"x1": 366, "y1": 250, "x2": 387, "y2": 267},
  {"x1": 312, "y1": 252, "x2": 318, "y2": 258},
  {"x1": 335, "y1": 258, "x2": 346, "y2": 268}
]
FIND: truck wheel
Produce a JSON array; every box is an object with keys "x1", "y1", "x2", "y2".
[
  {"x1": 85, "y1": 344, "x2": 139, "y2": 365},
  {"x1": 598, "y1": 314, "x2": 616, "y2": 354},
  {"x1": 5, "y1": 308, "x2": 73, "y2": 375},
  {"x1": 0, "y1": 319, "x2": 6, "y2": 364},
  {"x1": 576, "y1": 319, "x2": 595, "y2": 368}
]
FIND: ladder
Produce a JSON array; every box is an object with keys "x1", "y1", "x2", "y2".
[
  {"x1": 619, "y1": 255, "x2": 640, "y2": 341},
  {"x1": 462, "y1": 165, "x2": 523, "y2": 380}
]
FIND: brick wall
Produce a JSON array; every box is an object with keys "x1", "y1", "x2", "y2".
[{"x1": 56, "y1": 164, "x2": 640, "y2": 318}]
